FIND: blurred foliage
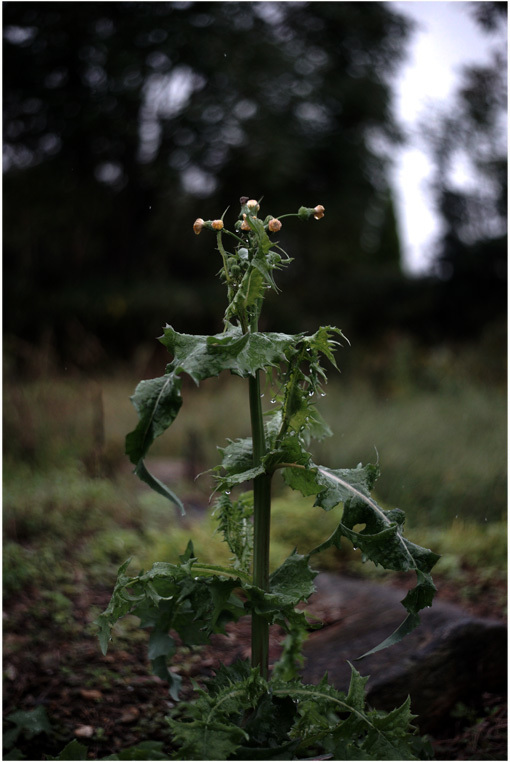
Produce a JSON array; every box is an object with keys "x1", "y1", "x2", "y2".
[
  {"x1": 4, "y1": 0, "x2": 505, "y2": 378},
  {"x1": 420, "y1": 2, "x2": 507, "y2": 339},
  {"x1": 4, "y1": 0, "x2": 411, "y2": 367}
]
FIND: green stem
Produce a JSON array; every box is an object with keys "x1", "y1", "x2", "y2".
[
  {"x1": 248, "y1": 369, "x2": 272, "y2": 679},
  {"x1": 216, "y1": 231, "x2": 232, "y2": 286}
]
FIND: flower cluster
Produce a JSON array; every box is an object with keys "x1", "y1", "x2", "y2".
[{"x1": 193, "y1": 199, "x2": 324, "y2": 237}]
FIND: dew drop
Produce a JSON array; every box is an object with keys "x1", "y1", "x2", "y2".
[
  {"x1": 308, "y1": 390, "x2": 314, "y2": 397},
  {"x1": 225, "y1": 490, "x2": 231, "y2": 495},
  {"x1": 320, "y1": 392, "x2": 326, "y2": 397},
  {"x1": 260, "y1": 393, "x2": 265, "y2": 398},
  {"x1": 270, "y1": 398, "x2": 276, "y2": 404}
]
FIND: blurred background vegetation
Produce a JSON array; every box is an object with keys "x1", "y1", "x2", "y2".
[{"x1": 3, "y1": 1, "x2": 507, "y2": 602}]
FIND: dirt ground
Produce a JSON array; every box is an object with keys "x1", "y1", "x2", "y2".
[{"x1": 3, "y1": 570, "x2": 507, "y2": 761}]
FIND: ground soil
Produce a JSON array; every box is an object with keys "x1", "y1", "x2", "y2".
[{"x1": 3, "y1": 570, "x2": 507, "y2": 761}]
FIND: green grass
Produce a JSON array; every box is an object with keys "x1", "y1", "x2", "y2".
[
  {"x1": 3, "y1": 347, "x2": 506, "y2": 600},
  {"x1": 313, "y1": 378, "x2": 507, "y2": 525}
]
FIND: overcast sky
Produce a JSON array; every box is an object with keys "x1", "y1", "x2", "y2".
[{"x1": 389, "y1": 1, "x2": 507, "y2": 274}]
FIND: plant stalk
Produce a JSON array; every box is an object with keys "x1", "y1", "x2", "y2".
[{"x1": 248, "y1": 369, "x2": 272, "y2": 679}]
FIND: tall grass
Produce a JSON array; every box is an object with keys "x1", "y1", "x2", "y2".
[
  {"x1": 4, "y1": 357, "x2": 506, "y2": 527},
  {"x1": 314, "y1": 379, "x2": 506, "y2": 525},
  {"x1": 3, "y1": 342, "x2": 506, "y2": 598}
]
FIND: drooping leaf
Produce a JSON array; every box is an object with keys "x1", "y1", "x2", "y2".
[
  {"x1": 282, "y1": 460, "x2": 440, "y2": 654},
  {"x1": 134, "y1": 460, "x2": 185, "y2": 513},
  {"x1": 148, "y1": 630, "x2": 176, "y2": 661},
  {"x1": 125, "y1": 373, "x2": 184, "y2": 513},
  {"x1": 356, "y1": 613, "x2": 421, "y2": 660},
  {"x1": 126, "y1": 374, "x2": 183, "y2": 463}
]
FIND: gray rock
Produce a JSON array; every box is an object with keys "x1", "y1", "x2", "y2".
[{"x1": 301, "y1": 574, "x2": 507, "y2": 733}]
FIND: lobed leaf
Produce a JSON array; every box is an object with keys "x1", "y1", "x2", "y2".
[
  {"x1": 169, "y1": 661, "x2": 421, "y2": 761},
  {"x1": 281, "y1": 460, "x2": 440, "y2": 655},
  {"x1": 213, "y1": 491, "x2": 254, "y2": 574}
]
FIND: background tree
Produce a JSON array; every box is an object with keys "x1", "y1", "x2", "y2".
[
  {"x1": 421, "y1": 1, "x2": 507, "y2": 339},
  {"x1": 3, "y1": 1, "x2": 411, "y2": 368}
]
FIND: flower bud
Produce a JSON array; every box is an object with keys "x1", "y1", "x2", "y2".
[
  {"x1": 240, "y1": 215, "x2": 251, "y2": 231},
  {"x1": 297, "y1": 205, "x2": 325, "y2": 221},
  {"x1": 193, "y1": 218, "x2": 205, "y2": 235},
  {"x1": 211, "y1": 219, "x2": 224, "y2": 231},
  {"x1": 268, "y1": 217, "x2": 282, "y2": 233}
]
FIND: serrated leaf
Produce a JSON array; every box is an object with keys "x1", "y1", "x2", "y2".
[
  {"x1": 159, "y1": 325, "x2": 298, "y2": 382},
  {"x1": 5, "y1": 706, "x2": 51, "y2": 742},
  {"x1": 314, "y1": 463, "x2": 380, "y2": 511},
  {"x1": 269, "y1": 552, "x2": 317, "y2": 606},
  {"x1": 95, "y1": 558, "x2": 134, "y2": 655},
  {"x1": 269, "y1": 666, "x2": 419, "y2": 761},
  {"x1": 282, "y1": 463, "x2": 321, "y2": 496},
  {"x1": 218, "y1": 437, "x2": 254, "y2": 475},
  {"x1": 282, "y1": 460, "x2": 439, "y2": 654},
  {"x1": 213, "y1": 492, "x2": 253, "y2": 574},
  {"x1": 345, "y1": 661, "x2": 370, "y2": 709}
]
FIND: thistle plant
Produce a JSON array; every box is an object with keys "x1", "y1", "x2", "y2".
[{"x1": 97, "y1": 198, "x2": 439, "y2": 760}]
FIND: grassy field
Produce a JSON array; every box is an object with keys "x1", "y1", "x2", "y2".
[
  {"x1": 3, "y1": 349, "x2": 507, "y2": 585},
  {"x1": 3, "y1": 345, "x2": 507, "y2": 758}
]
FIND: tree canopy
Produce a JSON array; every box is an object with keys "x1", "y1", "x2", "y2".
[
  {"x1": 4, "y1": 1, "x2": 412, "y2": 363},
  {"x1": 3, "y1": 2, "x2": 506, "y2": 370}
]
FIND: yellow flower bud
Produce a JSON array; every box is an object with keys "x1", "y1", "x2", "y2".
[
  {"x1": 313, "y1": 205, "x2": 325, "y2": 220},
  {"x1": 193, "y1": 218, "x2": 205, "y2": 235},
  {"x1": 268, "y1": 217, "x2": 282, "y2": 233},
  {"x1": 212, "y1": 219, "x2": 224, "y2": 231},
  {"x1": 241, "y1": 215, "x2": 251, "y2": 231},
  {"x1": 246, "y1": 199, "x2": 260, "y2": 213}
]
